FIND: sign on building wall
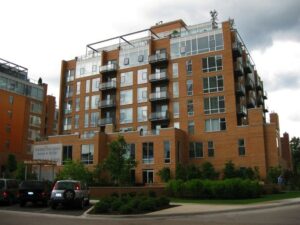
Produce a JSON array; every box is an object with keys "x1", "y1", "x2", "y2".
[{"x1": 32, "y1": 144, "x2": 63, "y2": 165}]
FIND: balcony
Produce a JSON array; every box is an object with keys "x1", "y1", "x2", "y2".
[
  {"x1": 98, "y1": 98, "x2": 116, "y2": 108},
  {"x1": 140, "y1": 129, "x2": 160, "y2": 136},
  {"x1": 99, "y1": 63, "x2": 117, "y2": 74},
  {"x1": 237, "y1": 105, "x2": 247, "y2": 117},
  {"x1": 232, "y1": 41, "x2": 243, "y2": 58},
  {"x1": 149, "y1": 52, "x2": 168, "y2": 65},
  {"x1": 257, "y1": 96, "x2": 264, "y2": 106},
  {"x1": 247, "y1": 97, "x2": 256, "y2": 108},
  {"x1": 99, "y1": 81, "x2": 117, "y2": 91},
  {"x1": 236, "y1": 84, "x2": 246, "y2": 96},
  {"x1": 149, "y1": 71, "x2": 169, "y2": 83},
  {"x1": 256, "y1": 79, "x2": 263, "y2": 90},
  {"x1": 98, "y1": 117, "x2": 114, "y2": 126},
  {"x1": 245, "y1": 78, "x2": 255, "y2": 90},
  {"x1": 243, "y1": 59, "x2": 253, "y2": 74},
  {"x1": 64, "y1": 109, "x2": 72, "y2": 114},
  {"x1": 263, "y1": 106, "x2": 269, "y2": 113},
  {"x1": 263, "y1": 91, "x2": 268, "y2": 99},
  {"x1": 149, "y1": 91, "x2": 169, "y2": 102},
  {"x1": 149, "y1": 111, "x2": 169, "y2": 122},
  {"x1": 63, "y1": 124, "x2": 71, "y2": 131},
  {"x1": 234, "y1": 59, "x2": 244, "y2": 77}
]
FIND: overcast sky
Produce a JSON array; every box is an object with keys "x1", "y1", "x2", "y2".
[{"x1": 1, "y1": 0, "x2": 300, "y2": 138}]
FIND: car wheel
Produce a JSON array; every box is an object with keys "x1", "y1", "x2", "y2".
[
  {"x1": 42, "y1": 200, "x2": 48, "y2": 207},
  {"x1": 51, "y1": 203, "x2": 57, "y2": 210},
  {"x1": 63, "y1": 189, "x2": 75, "y2": 201},
  {"x1": 85, "y1": 198, "x2": 90, "y2": 206},
  {"x1": 78, "y1": 198, "x2": 84, "y2": 209}
]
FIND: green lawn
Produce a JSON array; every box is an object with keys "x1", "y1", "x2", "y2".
[{"x1": 171, "y1": 191, "x2": 300, "y2": 205}]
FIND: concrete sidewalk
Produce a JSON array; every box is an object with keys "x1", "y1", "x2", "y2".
[{"x1": 87, "y1": 197, "x2": 300, "y2": 218}]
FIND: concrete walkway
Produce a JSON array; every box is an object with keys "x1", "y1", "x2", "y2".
[{"x1": 87, "y1": 197, "x2": 300, "y2": 218}]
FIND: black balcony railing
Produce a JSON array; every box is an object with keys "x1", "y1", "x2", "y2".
[
  {"x1": 99, "y1": 81, "x2": 117, "y2": 90},
  {"x1": 98, "y1": 98, "x2": 116, "y2": 108},
  {"x1": 149, "y1": 52, "x2": 168, "y2": 64},
  {"x1": 256, "y1": 80, "x2": 263, "y2": 90},
  {"x1": 237, "y1": 105, "x2": 247, "y2": 117},
  {"x1": 244, "y1": 59, "x2": 253, "y2": 74},
  {"x1": 234, "y1": 59, "x2": 244, "y2": 77},
  {"x1": 247, "y1": 97, "x2": 256, "y2": 108},
  {"x1": 232, "y1": 41, "x2": 243, "y2": 58},
  {"x1": 99, "y1": 64, "x2": 117, "y2": 74},
  {"x1": 149, "y1": 71, "x2": 168, "y2": 82},
  {"x1": 245, "y1": 78, "x2": 255, "y2": 90},
  {"x1": 149, "y1": 111, "x2": 169, "y2": 121},
  {"x1": 149, "y1": 91, "x2": 169, "y2": 101},
  {"x1": 236, "y1": 84, "x2": 246, "y2": 96}
]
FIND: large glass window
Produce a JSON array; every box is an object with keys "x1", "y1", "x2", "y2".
[
  {"x1": 137, "y1": 87, "x2": 147, "y2": 103},
  {"x1": 187, "y1": 99, "x2": 194, "y2": 116},
  {"x1": 76, "y1": 81, "x2": 81, "y2": 95},
  {"x1": 187, "y1": 80, "x2": 193, "y2": 96},
  {"x1": 238, "y1": 139, "x2": 246, "y2": 156},
  {"x1": 92, "y1": 78, "x2": 100, "y2": 92},
  {"x1": 186, "y1": 60, "x2": 192, "y2": 75},
  {"x1": 74, "y1": 115, "x2": 79, "y2": 129},
  {"x1": 189, "y1": 142, "x2": 203, "y2": 158},
  {"x1": 137, "y1": 69, "x2": 147, "y2": 84},
  {"x1": 125, "y1": 144, "x2": 135, "y2": 160},
  {"x1": 81, "y1": 144, "x2": 94, "y2": 164},
  {"x1": 91, "y1": 95, "x2": 100, "y2": 109},
  {"x1": 205, "y1": 118, "x2": 226, "y2": 132},
  {"x1": 84, "y1": 113, "x2": 89, "y2": 128},
  {"x1": 120, "y1": 89, "x2": 133, "y2": 105},
  {"x1": 63, "y1": 146, "x2": 72, "y2": 164},
  {"x1": 188, "y1": 121, "x2": 195, "y2": 134},
  {"x1": 90, "y1": 112, "x2": 99, "y2": 127},
  {"x1": 173, "y1": 102, "x2": 179, "y2": 118},
  {"x1": 65, "y1": 85, "x2": 73, "y2": 98},
  {"x1": 204, "y1": 96, "x2": 225, "y2": 114},
  {"x1": 120, "y1": 108, "x2": 133, "y2": 124},
  {"x1": 202, "y1": 55, "x2": 223, "y2": 72},
  {"x1": 29, "y1": 115, "x2": 41, "y2": 127},
  {"x1": 173, "y1": 82, "x2": 179, "y2": 98},
  {"x1": 75, "y1": 98, "x2": 80, "y2": 112},
  {"x1": 142, "y1": 142, "x2": 154, "y2": 164},
  {"x1": 86, "y1": 80, "x2": 90, "y2": 93},
  {"x1": 30, "y1": 102, "x2": 42, "y2": 114},
  {"x1": 203, "y1": 75, "x2": 224, "y2": 93},
  {"x1": 138, "y1": 106, "x2": 147, "y2": 122},
  {"x1": 172, "y1": 63, "x2": 178, "y2": 78},
  {"x1": 120, "y1": 71, "x2": 133, "y2": 87},
  {"x1": 63, "y1": 117, "x2": 72, "y2": 130},
  {"x1": 164, "y1": 141, "x2": 171, "y2": 163},
  {"x1": 85, "y1": 96, "x2": 89, "y2": 110}
]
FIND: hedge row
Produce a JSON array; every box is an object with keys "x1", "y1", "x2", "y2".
[
  {"x1": 94, "y1": 193, "x2": 170, "y2": 214},
  {"x1": 166, "y1": 178, "x2": 262, "y2": 199}
]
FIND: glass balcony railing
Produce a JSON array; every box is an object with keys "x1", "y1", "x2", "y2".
[
  {"x1": 99, "y1": 63, "x2": 117, "y2": 74},
  {"x1": 232, "y1": 41, "x2": 243, "y2": 58},
  {"x1": 149, "y1": 111, "x2": 169, "y2": 121},
  {"x1": 234, "y1": 59, "x2": 244, "y2": 77},
  {"x1": 149, "y1": 91, "x2": 169, "y2": 101},
  {"x1": 149, "y1": 71, "x2": 168, "y2": 82},
  {"x1": 98, "y1": 98, "x2": 116, "y2": 108},
  {"x1": 98, "y1": 117, "x2": 114, "y2": 126},
  {"x1": 149, "y1": 52, "x2": 168, "y2": 64},
  {"x1": 99, "y1": 81, "x2": 117, "y2": 90},
  {"x1": 236, "y1": 84, "x2": 246, "y2": 96},
  {"x1": 237, "y1": 105, "x2": 247, "y2": 117},
  {"x1": 244, "y1": 59, "x2": 253, "y2": 74}
]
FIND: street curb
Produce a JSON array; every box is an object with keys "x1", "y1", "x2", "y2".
[{"x1": 83, "y1": 199, "x2": 300, "y2": 219}]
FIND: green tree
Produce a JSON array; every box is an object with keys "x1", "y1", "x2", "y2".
[
  {"x1": 157, "y1": 167, "x2": 171, "y2": 182},
  {"x1": 201, "y1": 162, "x2": 219, "y2": 179},
  {"x1": 290, "y1": 137, "x2": 300, "y2": 174},
  {"x1": 223, "y1": 160, "x2": 237, "y2": 179},
  {"x1": 15, "y1": 162, "x2": 37, "y2": 180},
  {"x1": 103, "y1": 136, "x2": 136, "y2": 186},
  {"x1": 56, "y1": 160, "x2": 93, "y2": 184},
  {"x1": 267, "y1": 166, "x2": 282, "y2": 184},
  {"x1": 186, "y1": 164, "x2": 201, "y2": 180},
  {"x1": 7, "y1": 154, "x2": 17, "y2": 173},
  {"x1": 175, "y1": 164, "x2": 187, "y2": 180}
]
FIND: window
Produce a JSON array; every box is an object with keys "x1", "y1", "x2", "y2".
[
  {"x1": 138, "y1": 55, "x2": 144, "y2": 62},
  {"x1": 137, "y1": 87, "x2": 147, "y2": 103},
  {"x1": 142, "y1": 142, "x2": 154, "y2": 164},
  {"x1": 9, "y1": 96, "x2": 14, "y2": 104},
  {"x1": 143, "y1": 170, "x2": 154, "y2": 184},
  {"x1": 75, "y1": 98, "x2": 80, "y2": 112},
  {"x1": 187, "y1": 100, "x2": 194, "y2": 116},
  {"x1": 172, "y1": 63, "x2": 178, "y2": 78},
  {"x1": 64, "y1": 100, "x2": 72, "y2": 114},
  {"x1": 91, "y1": 95, "x2": 100, "y2": 109},
  {"x1": 30, "y1": 102, "x2": 42, "y2": 114},
  {"x1": 164, "y1": 141, "x2": 171, "y2": 163},
  {"x1": 208, "y1": 141, "x2": 214, "y2": 157},
  {"x1": 92, "y1": 65, "x2": 98, "y2": 73},
  {"x1": 28, "y1": 129, "x2": 40, "y2": 140},
  {"x1": 187, "y1": 80, "x2": 193, "y2": 96},
  {"x1": 92, "y1": 78, "x2": 100, "y2": 92},
  {"x1": 124, "y1": 144, "x2": 135, "y2": 160},
  {"x1": 138, "y1": 106, "x2": 147, "y2": 122},
  {"x1": 203, "y1": 75, "x2": 224, "y2": 93},
  {"x1": 186, "y1": 60, "x2": 192, "y2": 75},
  {"x1": 80, "y1": 67, "x2": 85, "y2": 75},
  {"x1": 204, "y1": 96, "x2": 225, "y2": 114},
  {"x1": 90, "y1": 112, "x2": 99, "y2": 127},
  {"x1": 188, "y1": 121, "x2": 194, "y2": 134},
  {"x1": 138, "y1": 69, "x2": 147, "y2": 84},
  {"x1": 63, "y1": 146, "x2": 73, "y2": 164},
  {"x1": 173, "y1": 102, "x2": 179, "y2": 118},
  {"x1": 238, "y1": 139, "x2": 246, "y2": 156},
  {"x1": 124, "y1": 57, "x2": 129, "y2": 65},
  {"x1": 120, "y1": 108, "x2": 133, "y2": 124},
  {"x1": 84, "y1": 113, "x2": 89, "y2": 128},
  {"x1": 189, "y1": 142, "x2": 203, "y2": 158},
  {"x1": 205, "y1": 118, "x2": 226, "y2": 132},
  {"x1": 120, "y1": 71, "x2": 133, "y2": 87},
  {"x1": 202, "y1": 55, "x2": 223, "y2": 72},
  {"x1": 120, "y1": 89, "x2": 133, "y2": 105},
  {"x1": 81, "y1": 144, "x2": 94, "y2": 164},
  {"x1": 63, "y1": 117, "x2": 72, "y2": 130},
  {"x1": 65, "y1": 69, "x2": 75, "y2": 82},
  {"x1": 86, "y1": 80, "x2": 90, "y2": 93},
  {"x1": 29, "y1": 115, "x2": 41, "y2": 127},
  {"x1": 174, "y1": 122, "x2": 180, "y2": 129},
  {"x1": 85, "y1": 96, "x2": 89, "y2": 110},
  {"x1": 74, "y1": 115, "x2": 79, "y2": 129},
  {"x1": 173, "y1": 82, "x2": 179, "y2": 98},
  {"x1": 76, "y1": 81, "x2": 81, "y2": 95}
]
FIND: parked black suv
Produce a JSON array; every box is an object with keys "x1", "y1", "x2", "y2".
[
  {"x1": 19, "y1": 180, "x2": 51, "y2": 207},
  {"x1": 50, "y1": 180, "x2": 89, "y2": 209},
  {"x1": 0, "y1": 179, "x2": 19, "y2": 205}
]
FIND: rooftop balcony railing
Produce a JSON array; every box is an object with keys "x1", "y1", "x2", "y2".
[
  {"x1": 149, "y1": 91, "x2": 169, "y2": 102},
  {"x1": 99, "y1": 63, "x2": 117, "y2": 74},
  {"x1": 99, "y1": 80, "x2": 117, "y2": 90},
  {"x1": 149, "y1": 52, "x2": 168, "y2": 64},
  {"x1": 149, "y1": 71, "x2": 169, "y2": 82}
]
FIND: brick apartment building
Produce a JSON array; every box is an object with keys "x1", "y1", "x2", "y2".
[
  {"x1": 33, "y1": 18, "x2": 288, "y2": 183},
  {"x1": 0, "y1": 58, "x2": 56, "y2": 175}
]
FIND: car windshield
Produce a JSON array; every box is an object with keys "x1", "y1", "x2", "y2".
[
  {"x1": 56, "y1": 182, "x2": 77, "y2": 190},
  {"x1": 0, "y1": 180, "x2": 4, "y2": 189},
  {"x1": 20, "y1": 181, "x2": 44, "y2": 189}
]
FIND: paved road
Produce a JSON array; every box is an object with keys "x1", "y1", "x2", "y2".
[{"x1": 0, "y1": 204, "x2": 300, "y2": 225}]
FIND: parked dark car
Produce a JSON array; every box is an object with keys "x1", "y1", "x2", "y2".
[
  {"x1": 0, "y1": 179, "x2": 19, "y2": 205},
  {"x1": 19, "y1": 180, "x2": 51, "y2": 207},
  {"x1": 50, "y1": 180, "x2": 90, "y2": 209}
]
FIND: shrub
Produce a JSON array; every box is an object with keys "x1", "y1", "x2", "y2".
[
  {"x1": 175, "y1": 164, "x2": 186, "y2": 180},
  {"x1": 111, "y1": 199, "x2": 123, "y2": 211},
  {"x1": 186, "y1": 164, "x2": 201, "y2": 180},
  {"x1": 120, "y1": 204, "x2": 134, "y2": 214},
  {"x1": 138, "y1": 198, "x2": 156, "y2": 211},
  {"x1": 156, "y1": 196, "x2": 170, "y2": 207},
  {"x1": 157, "y1": 167, "x2": 171, "y2": 182},
  {"x1": 223, "y1": 161, "x2": 237, "y2": 179},
  {"x1": 94, "y1": 201, "x2": 110, "y2": 213},
  {"x1": 201, "y1": 162, "x2": 219, "y2": 180},
  {"x1": 267, "y1": 166, "x2": 282, "y2": 184},
  {"x1": 165, "y1": 179, "x2": 184, "y2": 197}
]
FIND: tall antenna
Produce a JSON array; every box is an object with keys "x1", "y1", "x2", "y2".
[{"x1": 210, "y1": 10, "x2": 218, "y2": 29}]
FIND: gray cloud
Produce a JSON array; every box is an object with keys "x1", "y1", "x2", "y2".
[{"x1": 264, "y1": 72, "x2": 300, "y2": 91}]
